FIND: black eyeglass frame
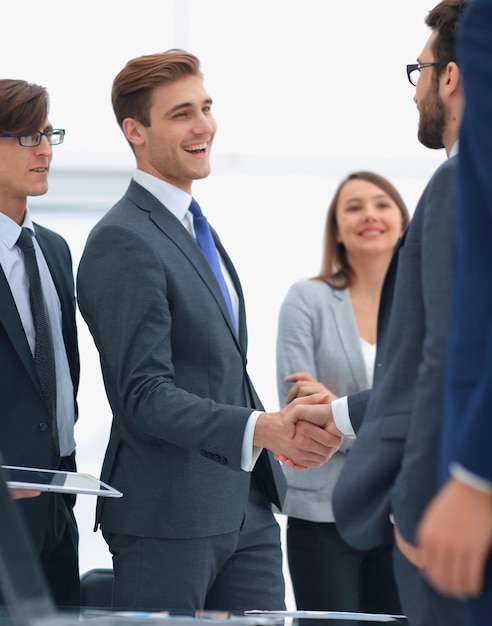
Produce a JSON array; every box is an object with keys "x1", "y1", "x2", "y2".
[
  {"x1": 406, "y1": 62, "x2": 449, "y2": 86},
  {"x1": 0, "y1": 129, "x2": 65, "y2": 147}
]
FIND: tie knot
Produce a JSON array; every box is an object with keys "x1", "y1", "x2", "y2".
[
  {"x1": 188, "y1": 198, "x2": 203, "y2": 218},
  {"x1": 16, "y1": 227, "x2": 34, "y2": 252}
]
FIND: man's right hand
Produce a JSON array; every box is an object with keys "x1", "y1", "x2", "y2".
[
  {"x1": 417, "y1": 477, "x2": 492, "y2": 597},
  {"x1": 254, "y1": 393, "x2": 343, "y2": 470}
]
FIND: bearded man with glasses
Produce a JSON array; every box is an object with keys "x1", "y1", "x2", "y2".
[
  {"x1": 303, "y1": 1, "x2": 471, "y2": 624},
  {"x1": 0, "y1": 79, "x2": 80, "y2": 607}
]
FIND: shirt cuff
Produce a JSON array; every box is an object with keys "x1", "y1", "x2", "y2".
[
  {"x1": 450, "y1": 463, "x2": 492, "y2": 494},
  {"x1": 241, "y1": 411, "x2": 262, "y2": 471},
  {"x1": 332, "y1": 396, "x2": 356, "y2": 439}
]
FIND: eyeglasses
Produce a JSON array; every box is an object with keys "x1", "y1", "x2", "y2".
[
  {"x1": 406, "y1": 62, "x2": 448, "y2": 86},
  {"x1": 0, "y1": 129, "x2": 65, "y2": 147}
]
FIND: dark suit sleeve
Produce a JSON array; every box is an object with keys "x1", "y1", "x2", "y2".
[
  {"x1": 347, "y1": 389, "x2": 371, "y2": 433},
  {"x1": 440, "y1": 0, "x2": 492, "y2": 484}
]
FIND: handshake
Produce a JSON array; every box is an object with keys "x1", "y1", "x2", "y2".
[{"x1": 255, "y1": 373, "x2": 343, "y2": 471}]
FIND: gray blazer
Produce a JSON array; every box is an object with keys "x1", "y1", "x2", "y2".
[
  {"x1": 333, "y1": 156, "x2": 458, "y2": 550},
  {"x1": 276, "y1": 279, "x2": 369, "y2": 522},
  {"x1": 77, "y1": 180, "x2": 285, "y2": 540}
]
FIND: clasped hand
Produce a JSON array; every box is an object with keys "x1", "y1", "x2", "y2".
[{"x1": 255, "y1": 391, "x2": 343, "y2": 471}]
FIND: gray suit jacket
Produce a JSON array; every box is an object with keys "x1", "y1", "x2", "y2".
[
  {"x1": 276, "y1": 280, "x2": 368, "y2": 522},
  {"x1": 332, "y1": 156, "x2": 458, "y2": 550},
  {"x1": 77, "y1": 180, "x2": 285, "y2": 540}
]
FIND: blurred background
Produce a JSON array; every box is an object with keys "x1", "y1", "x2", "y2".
[{"x1": 3, "y1": 0, "x2": 447, "y2": 608}]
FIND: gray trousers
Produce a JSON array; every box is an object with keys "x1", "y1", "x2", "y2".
[{"x1": 104, "y1": 478, "x2": 285, "y2": 612}]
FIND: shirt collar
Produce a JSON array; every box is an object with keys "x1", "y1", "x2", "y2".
[
  {"x1": 133, "y1": 169, "x2": 192, "y2": 223},
  {"x1": 0, "y1": 208, "x2": 35, "y2": 249},
  {"x1": 449, "y1": 140, "x2": 459, "y2": 158}
]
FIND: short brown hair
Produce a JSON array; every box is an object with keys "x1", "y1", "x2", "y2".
[
  {"x1": 112, "y1": 49, "x2": 203, "y2": 129},
  {"x1": 316, "y1": 171, "x2": 410, "y2": 289},
  {"x1": 425, "y1": 0, "x2": 470, "y2": 83},
  {"x1": 0, "y1": 79, "x2": 49, "y2": 136}
]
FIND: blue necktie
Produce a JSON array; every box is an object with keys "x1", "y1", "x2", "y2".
[
  {"x1": 16, "y1": 228, "x2": 60, "y2": 467},
  {"x1": 189, "y1": 199, "x2": 236, "y2": 330}
]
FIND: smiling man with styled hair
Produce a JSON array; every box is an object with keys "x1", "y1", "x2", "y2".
[{"x1": 77, "y1": 49, "x2": 340, "y2": 612}]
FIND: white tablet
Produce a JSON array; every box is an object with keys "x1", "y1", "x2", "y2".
[{"x1": 2, "y1": 465, "x2": 123, "y2": 498}]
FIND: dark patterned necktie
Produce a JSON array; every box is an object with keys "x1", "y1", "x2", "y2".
[
  {"x1": 16, "y1": 228, "x2": 59, "y2": 467},
  {"x1": 188, "y1": 199, "x2": 237, "y2": 330}
]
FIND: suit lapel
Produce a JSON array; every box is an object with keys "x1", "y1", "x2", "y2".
[
  {"x1": 36, "y1": 228, "x2": 71, "y2": 333},
  {"x1": 35, "y1": 227, "x2": 79, "y2": 392},
  {"x1": 377, "y1": 230, "x2": 408, "y2": 347},
  {"x1": 212, "y1": 230, "x2": 247, "y2": 351},
  {"x1": 330, "y1": 287, "x2": 369, "y2": 388},
  {"x1": 0, "y1": 266, "x2": 40, "y2": 393},
  {"x1": 128, "y1": 182, "x2": 241, "y2": 348}
]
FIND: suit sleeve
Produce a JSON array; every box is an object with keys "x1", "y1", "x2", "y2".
[
  {"x1": 77, "y1": 222, "x2": 251, "y2": 471},
  {"x1": 347, "y1": 389, "x2": 371, "y2": 433},
  {"x1": 441, "y1": 0, "x2": 492, "y2": 483}
]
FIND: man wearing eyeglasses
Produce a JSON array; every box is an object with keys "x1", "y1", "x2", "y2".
[
  {"x1": 0, "y1": 79, "x2": 80, "y2": 607},
  {"x1": 307, "y1": 1, "x2": 470, "y2": 624},
  {"x1": 418, "y1": 0, "x2": 492, "y2": 623}
]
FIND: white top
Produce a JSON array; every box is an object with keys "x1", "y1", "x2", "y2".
[{"x1": 360, "y1": 337, "x2": 376, "y2": 385}]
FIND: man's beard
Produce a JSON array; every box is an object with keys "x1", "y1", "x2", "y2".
[{"x1": 417, "y1": 86, "x2": 447, "y2": 150}]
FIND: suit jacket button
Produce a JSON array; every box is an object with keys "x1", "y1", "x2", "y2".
[{"x1": 38, "y1": 422, "x2": 49, "y2": 432}]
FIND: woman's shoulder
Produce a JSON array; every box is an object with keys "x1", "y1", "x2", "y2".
[{"x1": 285, "y1": 278, "x2": 349, "y2": 303}]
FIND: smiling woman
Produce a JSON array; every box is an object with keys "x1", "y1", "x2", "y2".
[{"x1": 275, "y1": 171, "x2": 410, "y2": 613}]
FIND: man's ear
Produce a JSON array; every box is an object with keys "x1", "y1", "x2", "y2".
[
  {"x1": 441, "y1": 61, "x2": 460, "y2": 98},
  {"x1": 122, "y1": 117, "x2": 145, "y2": 146}
]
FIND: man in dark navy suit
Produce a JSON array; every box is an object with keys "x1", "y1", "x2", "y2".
[
  {"x1": 310, "y1": 2, "x2": 469, "y2": 624},
  {"x1": 0, "y1": 79, "x2": 80, "y2": 607},
  {"x1": 418, "y1": 1, "x2": 492, "y2": 623}
]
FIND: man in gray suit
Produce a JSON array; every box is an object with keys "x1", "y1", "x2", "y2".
[
  {"x1": 77, "y1": 50, "x2": 339, "y2": 612},
  {"x1": 326, "y1": 1, "x2": 469, "y2": 624}
]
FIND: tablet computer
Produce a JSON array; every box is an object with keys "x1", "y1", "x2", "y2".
[{"x1": 2, "y1": 465, "x2": 123, "y2": 498}]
